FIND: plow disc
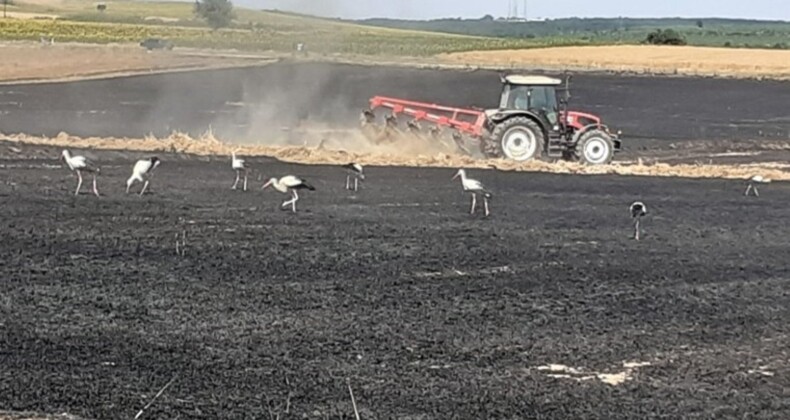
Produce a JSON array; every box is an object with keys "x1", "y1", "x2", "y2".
[{"x1": 360, "y1": 108, "x2": 478, "y2": 156}]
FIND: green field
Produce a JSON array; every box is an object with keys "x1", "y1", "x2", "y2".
[
  {"x1": 358, "y1": 17, "x2": 790, "y2": 50},
  {"x1": 1, "y1": 0, "x2": 788, "y2": 54}
]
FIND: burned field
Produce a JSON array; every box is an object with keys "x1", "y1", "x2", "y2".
[
  {"x1": 2, "y1": 143, "x2": 790, "y2": 419},
  {"x1": 0, "y1": 62, "x2": 789, "y2": 146}
]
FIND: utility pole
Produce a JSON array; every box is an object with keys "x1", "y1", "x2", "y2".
[
  {"x1": 524, "y1": 0, "x2": 528, "y2": 20},
  {"x1": 3, "y1": 0, "x2": 7, "y2": 19}
]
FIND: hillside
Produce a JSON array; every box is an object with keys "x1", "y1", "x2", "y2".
[
  {"x1": 0, "y1": 0, "x2": 573, "y2": 55},
  {"x1": 356, "y1": 17, "x2": 790, "y2": 50}
]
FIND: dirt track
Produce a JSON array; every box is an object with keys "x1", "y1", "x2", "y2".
[
  {"x1": 2, "y1": 143, "x2": 790, "y2": 419},
  {"x1": 0, "y1": 62, "x2": 788, "y2": 147}
]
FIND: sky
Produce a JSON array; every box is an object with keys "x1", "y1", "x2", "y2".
[{"x1": 231, "y1": 0, "x2": 790, "y2": 21}]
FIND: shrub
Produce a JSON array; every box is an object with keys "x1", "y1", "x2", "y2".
[
  {"x1": 194, "y1": 0, "x2": 234, "y2": 30},
  {"x1": 645, "y1": 29, "x2": 687, "y2": 46}
]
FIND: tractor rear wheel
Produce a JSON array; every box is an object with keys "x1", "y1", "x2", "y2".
[
  {"x1": 489, "y1": 116, "x2": 544, "y2": 162},
  {"x1": 576, "y1": 129, "x2": 615, "y2": 165}
]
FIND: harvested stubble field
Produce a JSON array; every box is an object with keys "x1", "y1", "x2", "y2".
[
  {"x1": 2, "y1": 142, "x2": 790, "y2": 419},
  {"x1": 442, "y1": 45, "x2": 790, "y2": 79},
  {"x1": 0, "y1": 42, "x2": 270, "y2": 83}
]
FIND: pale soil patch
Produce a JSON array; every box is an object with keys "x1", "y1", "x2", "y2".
[
  {"x1": 537, "y1": 361, "x2": 652, "y2": 386},
  {"x1": 3, "y1": 130, "x2": 790, "y2": 182},
  {"x1": 143, "y1": 16, "x2": 180, "y2": 23},
  {"x1": 440, "y1": 45, "x2": 790, "y2": 80},
  {"x1": 0, "y1": 412, "x2": 84, "y2": 420},
  {"x1": 0, "y1": 42, "x2": 274, "y2": 83},
  {"x1": 1, "y1": 11, "x2": 59, "y2": 19}
]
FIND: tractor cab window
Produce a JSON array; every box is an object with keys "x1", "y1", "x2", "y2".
[{"x1": 503, "y1": 85, "x2": 560, "y2": 125}]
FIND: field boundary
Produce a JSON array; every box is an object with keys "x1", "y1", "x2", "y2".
[{"x1": 3, "y1": 132, "x2": 789, "y2": 182}]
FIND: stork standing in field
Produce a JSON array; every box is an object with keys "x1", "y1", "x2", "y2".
[
  {"x1": 262, "y1": 175, "x2": 316, "y2": 213},
  {"x1": 61, "y1": 149, "x2": 100, "y2": 197},
  {"x1": 452, "y1": 169, "x2": 492, "y2": 217},
  {"x1": 630, "y1": 201, "x2": 647, "y2": 241},
  {"x1": 126, "y1": 157, "x2": 161, "y2": 196},
  {"x1": 231, "y1": 151, "x2": 249, "y2": 191},
  {"x1": 342, "y1": 163, "x2": 365, "y2": 192},
  {"x1": 745, "y1": 175, "x2": 771, "y2": 197}
]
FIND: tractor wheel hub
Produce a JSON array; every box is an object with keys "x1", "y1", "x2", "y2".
[
  {"x1": 582, "y1": 137, "x2": 611, "y2": 164},
  {"x1": 502, "y1": 128, "x2": 538, "y2": 161}
]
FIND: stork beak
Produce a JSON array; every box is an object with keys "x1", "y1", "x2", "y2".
[
  {"x1": 452, "y1": 172, "x2": 460, "y2": 180},
  {"x1": 262, "y1": 180, "x2": 272, "y2": 190}
]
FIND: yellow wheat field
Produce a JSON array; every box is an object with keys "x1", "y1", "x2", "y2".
[{"x1": 441, "y1": 45, "x2": 790, "y2": 79}]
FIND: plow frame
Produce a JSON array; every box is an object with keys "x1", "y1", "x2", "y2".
[{"x1": 369, "y1": 96, "x2": 487, "y2": 138}]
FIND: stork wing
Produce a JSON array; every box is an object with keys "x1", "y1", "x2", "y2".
[
  {"x1": 72, "y1": 156, "x2": 99, "y2": 171},
  {"x1": 468, "y1": 179, "x2": 485, "y2": 191},
  {"x1": 133, "y1": 159, "x2": 152, "y2": 175},
  {"x1": 280, "y1": 175, "x2": 303, "y2": 187}
]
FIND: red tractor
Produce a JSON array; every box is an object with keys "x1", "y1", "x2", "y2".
[{"x1": 363, "y1": 74, "x2": 622, "y2": 165}]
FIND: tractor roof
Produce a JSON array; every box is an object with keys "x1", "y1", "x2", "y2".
[{"x1": 504, "y1": 75, "x2": 563, "y2": 86}]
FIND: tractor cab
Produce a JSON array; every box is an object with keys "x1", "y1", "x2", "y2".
[{"x1": 498, "y1": 75, "x2": 563, "y2": 128}]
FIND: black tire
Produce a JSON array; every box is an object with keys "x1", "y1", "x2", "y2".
[
  {"x1": 488, "y1": 116, "x2": 545, "y2": 162},
  {"x1": 576, "y1": 129, "x2": 615, "y2": 165}
]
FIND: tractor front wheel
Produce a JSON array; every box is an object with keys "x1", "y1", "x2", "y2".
[
  {"x1": 576, "y1": 129, "x2": 615, "y2": 165},
  {"x1": 489, "y1": 116, "x2": 544, "y2": 162}
]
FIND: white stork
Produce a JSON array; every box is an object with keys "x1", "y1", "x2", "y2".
[
  {"x1": 630, "y1": 201, "x2": 647, "y2": 241},
  {"x1": 231, "y1": 151, "x2": 249, "y2": 191},
  {"x1": 126, "y1": 157, "x2": 161, "y2": 196},
  {"x1": 342, "y1": 163, "x2": 365, "y2": 192},
  {"x1": 745, "y1": 175, "x2": 771, "y2": 197},
  {"x1": 452, "y1": 169, "x2": 492, "y2": 217},
  {"x1": 61, "y1": 149, "x2": 100, "y2": 197},
  {"x1": 262, "y1": 175, "x2": 316, "y2": 213}
]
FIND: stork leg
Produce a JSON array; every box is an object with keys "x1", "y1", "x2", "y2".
[
  {"x1": 75, "y1": 170, "x2": 83, "y2": 196},
  {"x1": 232, "y1": 170, "x2": 240, "y2": 190},
  {"x1": 754, "y1": 186, "x2": 760, "y2": 197},
  {"x1": 354, "y1": 177, "x2": 359, "y2": 192},
  {"x1": 291, "y1": 191, "x2": 299, "y2": 213},
  {"x1": 281, "y1": 190, "x2": 299, "y2": 211},
  {"x1": 242, "y1": 171, "x2": 248, "y2": 192},
  {"x1": 483, "y1": 197, "x2": 490, "y2": 217},
  {"x1": 745, "y1": 184, "x2": 753, "y2": 196},
  {"x1": 346, "y1": 175, "x2": 351, "y2": 190},
  {"x1": 470, "y1": 193, "x2": 477, "y2": 214},
  {"x1": 634, "y1": 218, "x2": 641, "y2": 241},
  {"x1": 92, "y1": 174, "x2": 99, "y2": 197},
  {"x1": 140, "y1": 180, "x2": 150, "y2": 196}
]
